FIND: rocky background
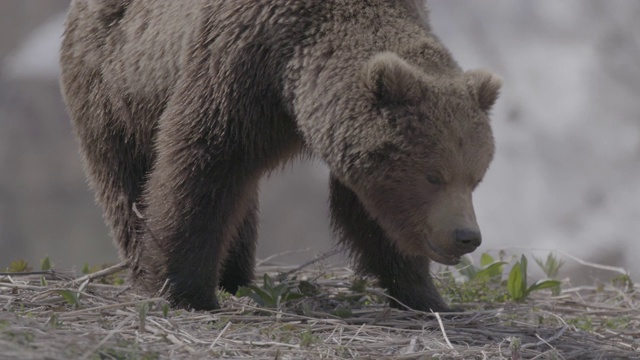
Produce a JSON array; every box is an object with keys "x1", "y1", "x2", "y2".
[{"x1": 1, "y1": 1, "x2": 639, "y2": 282}]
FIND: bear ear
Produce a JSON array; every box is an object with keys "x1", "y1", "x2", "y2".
[
  {"x1": 466, "y1": 69, "x2": 502, "y2": 112},
  {"x1": 363, "y1": 52, "x2": 422, "y2": 105}
]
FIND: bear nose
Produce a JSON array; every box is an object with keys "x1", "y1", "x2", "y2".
[{"x1": 454, "y1": 229, "x2": 482, "y2": 251}]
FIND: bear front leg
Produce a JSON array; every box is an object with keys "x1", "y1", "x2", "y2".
[
  {"x1": 329, "y1": 176, "x2": 454, "y2": 312},
  {"x1": 218, "y1": 193, "x2": 259, "y2": 295}
]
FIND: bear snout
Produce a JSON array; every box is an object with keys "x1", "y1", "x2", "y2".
[{"x1": 453, "y1": 228, "x2": 482, "y2": 252}]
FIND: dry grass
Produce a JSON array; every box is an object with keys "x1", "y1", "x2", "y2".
[{"x1": 0, "y1": 258, "x2": 638, "y2": 360}]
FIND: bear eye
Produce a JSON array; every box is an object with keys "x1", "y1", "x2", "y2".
[{"x1": 427, "y1": 174, "x2": 445, "y2": 186}]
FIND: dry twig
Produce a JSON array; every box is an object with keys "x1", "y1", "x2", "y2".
[{"x1": 0, "y1": 263, "x2": 638, "y2": 359}]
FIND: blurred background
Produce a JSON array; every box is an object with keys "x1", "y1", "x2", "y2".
[{"x1": 1, "y1": 1, "x2": 638, "y2": 283}]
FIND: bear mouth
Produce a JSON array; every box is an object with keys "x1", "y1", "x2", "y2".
[{"x1": 424, "y1": 239, "x2": 462, "y2": 265}]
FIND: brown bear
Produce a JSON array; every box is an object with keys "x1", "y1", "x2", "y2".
[{"x1": 60, "y1": 0, "x2": 500, "y2": 312}]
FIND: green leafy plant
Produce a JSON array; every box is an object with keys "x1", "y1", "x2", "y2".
[
  {"x1": 534, "y1": 253, "x2": 564, "y2": 295},
  {"x1": 40, "y1": 256, "x2": 51, "y2": 271},
  {"x1": 237, "y1": 274, "x2": 305, "y2": 308},
  {"x1": 611, "y1": 274, "x2": 634, "y2": 291},
  {"x1": 136, "y1": 302, "x2": 149, "y2": 332},
  {"x1": 300, "y1": 326, "x2": 317, "y2": 348},
  {"x1": 568, "y1": 316, "x2": 594, "y2": 332},
  {"x1": 534, "y1": 253, "x2": 564, "y2": 278},
  {"x1": 298, "y1": 280, "x2": 320, "y2": 296},
  {"x1": 455, "y1": 255, "x2": 478, "y2": 280},
  {"x1": 40, "y1": 256, "x2": 52, "y2": 286},
  {"x1": 455, "y1": 253, "x2": 506, "y2": 283},
  {"x1": 475, "y1": 253, "x2": 507, "y2": 283},
  {"x1": 7, "y1": 259, "x2": 30, "y2": 273},
  {"x1": 57, "y1": 290, "x2": 80, "y2": 308},
  {"x1": 510, "y1": 336, "x2": 521, "y2": 360},
  {"x1": 439, "y1": 275, "x2": 509, "y2": 304},
  {"x1": 439, "y1": 253, "x2": 510, "y2": 305},
  {"x1": 350, "y1": 277, "x2": 368, "y2": 292},
  {"x1": 507, "y1": 255, "x2": 561, "y2": 301},
  {"x1": 47, "y1": 314, "x2": 60, "y2": 328},
  {"x1": 604, "y1": 316, "x2": 631, "y2": 330},
  {"x1": 330, "y1": 306, "x2": 353, "y2": 319}
]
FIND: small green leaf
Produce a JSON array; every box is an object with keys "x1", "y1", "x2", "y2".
[
  {"x1": 507, "y1": 262, "x2": 525, "y2": 301},
  {"x1": 57, "y1": 290, "x2": 80, "y2": 308},
  {"x1": 240, "y1": 291, "x2": 266, "y2": 306},
  {"x1": 136, "y1": 302, "x2": 149, "y2": 331},
  {"x1": 48, "y1": 314, "x2": 59, "y2": 328},
  {"x1": 510, "y1": 336, "x2": 522, "y2": 359},
  {"x1": 480, "y1": 253, "x2": 495, "y2": 267},
  {"x1": 331, "y1": 306, "x2": 353, "y2": 318},
  {"x1": 237, "y1": 275, "x2": 308, "y2": 308},
  {"x1": 475, "y1": 261, "x2": 506, "y2": 282},
  {"x1": 254, "y1": 285, "x2": 276, "y2": 304},
  {"x1": 263, "y1": 273, "x2": 275, "y2": 291},
  {"x1": 41, "y1": 256, "x2": 51, "y2": 271},
  {"x1": 534, "y1": 253, "x2": 564, "y2": 278},
  {"x1": 520, "y1": 255, "x2": 529, "y2": 289},
  {"x1": 270, "y1": 283, "x2": 285, "y2": 297},
  {"x1": 40, "y1": 276, "x2": 48, "y2": 286},
  {"x1": 611, "y1": 274, "x2": 634, "y2": 290},
  {"x1": 136, "y1": 302, "x2": 149, "y2": 317},
  {"x1": 238, "y1": 285, "x2": 274, "y2": 306},
  {"x1": 527, "y1": 280, "x2": 562, "y2": 293},
  {"x1": 300, "y1": 280, "x2": 320, "y2": 296},
  {"x1": 236, "y1": 286, "x2": 252, "y2": 298}
]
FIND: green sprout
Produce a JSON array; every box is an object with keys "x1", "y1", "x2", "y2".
[
  {"x1": 237, "y1": 273, "x2": 305, "y2": 308},
  {"x1": 534, "y1": 253, "x2": 564, "y2": 278},
  {"x1": 40, "y1": 256, "x2": 51, "y2": 271},
  {"x1": 507, "y1": 255, "x2": 561, "y2": 301}
]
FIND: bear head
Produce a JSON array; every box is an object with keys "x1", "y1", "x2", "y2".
[{"x1": 344, "y1": 52, "x2": 501, "y2": 265}]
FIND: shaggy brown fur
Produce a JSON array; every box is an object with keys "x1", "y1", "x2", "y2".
[{"x1": 60, "y1": 0, "x2": 501, "y2": 312}]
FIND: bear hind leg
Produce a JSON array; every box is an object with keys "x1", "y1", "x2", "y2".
[
  {"x1": 70, "y1": 98, "x2": 151, "y2": 261},
  {"x1": 131, "y1": 94, "x2": 267, "y2": 310}
]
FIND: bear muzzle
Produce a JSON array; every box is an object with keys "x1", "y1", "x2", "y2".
[
  {"x1": 421, "y1": 191, "x2": 483, "y2": 264},
  {"x1": 422, "y1": 227, "x2": 482, "y2": 265},
  {"x1": 454, "y1": 228, "x2": 482, "y2": 252}
]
